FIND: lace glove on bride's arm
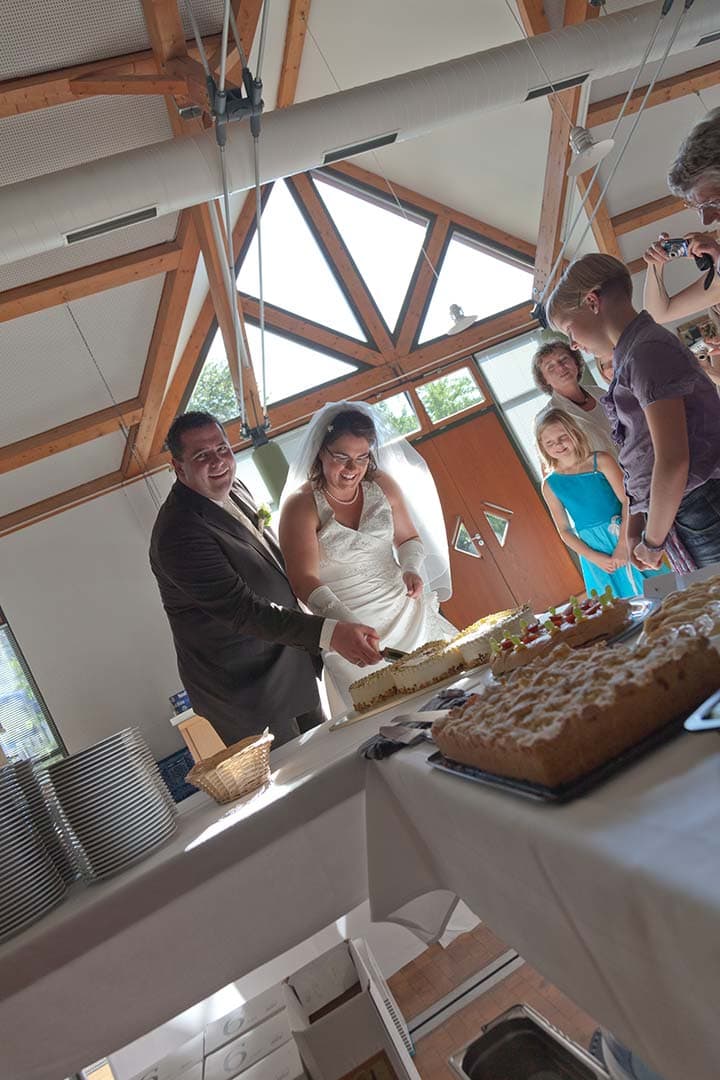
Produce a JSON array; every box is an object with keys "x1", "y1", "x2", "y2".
[
  {"x1": 397, "y1": 538, "x2": 425, "y2": 575},
  {"x1": 307, "y1": 584, "x2": 357, "y2": 622}
]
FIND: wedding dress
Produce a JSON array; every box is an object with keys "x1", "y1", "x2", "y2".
[{"x1": 314, "y1": 480, "x2": 455, "y2": 711}]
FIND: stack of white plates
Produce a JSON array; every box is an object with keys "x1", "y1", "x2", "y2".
[
  {"x1": 47, "y1": 728, "x2": 177, "y2": 882},
  {"x1": 0, "y1": 766, "x2": 67, "y2": 943},
  {"x1": 11, "y1": 760, "x2": 81, "y2": 884}
]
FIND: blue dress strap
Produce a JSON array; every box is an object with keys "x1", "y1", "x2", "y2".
[{"x1": 593, "y1": 451, "x2": 598, "y2": 471}]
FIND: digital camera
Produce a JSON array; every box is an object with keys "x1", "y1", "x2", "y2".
[
  {"x1": 660, "y1": 238, "x2": 690, "y2": 258},
  {"x1": 690, "y1": 339, "x2": 710, "y2": 362}
]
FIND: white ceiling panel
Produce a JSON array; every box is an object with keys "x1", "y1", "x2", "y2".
[
  {"x1": 0, "y1": 213, "x2": 178, "y2": 293},
  {"x1": 353, "y1": 98, "x2": 551, "y2": 246},
  {"x1": 592, "y1": 86, "x2": 720, "y2": 217},
  {"x1": 1, "y1": 0, "x2": 227, "y2": 81},
  {"x1": 297, "y1": 0, "x2": 522, "y2": 103},
  {"x1": 0, "y1": 96, "x2": 173, "y2": 187},
  {"x1": 0, "y1": 275, "x2": 165, "y2": 444},
  {"x1": 0, "y1": 430, "x2": 126, "y2": 518}
]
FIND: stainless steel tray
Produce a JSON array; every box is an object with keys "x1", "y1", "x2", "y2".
[{"x1": 449, "y1": 1003, "x2": 609, "y2": 1080}]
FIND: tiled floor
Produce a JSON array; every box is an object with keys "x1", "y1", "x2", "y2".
[{"x1": 387, "y1": 923, "x2": 599, "y2": 1080}]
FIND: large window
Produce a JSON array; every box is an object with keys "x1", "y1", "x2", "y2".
[
  {"x1": 0, "y1": 610, "x2": 64, "y2": 764},
  {"x1": 474, "y1": 334, "x2": 548, "y2": 478},
  {"x1": 419, "y1": 230, "x2": 533, "y2": 344}
]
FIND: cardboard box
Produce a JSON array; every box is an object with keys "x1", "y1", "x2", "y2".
[
  {"x1": 128, "y1": 1033, "x2": 204, "y2": 1080},
  {"x1": 282, "y1": 940, "x2": 419, "y2": 1080},
  {"x1": 204, "y1": 1010, "x2": 292, "y2": 1080},
  {"x1": 205, "y1": 985, "x2": 287, "y2": 1055},
  {"x1": 205, "y1": 1034, "x2": 305, "y2": 1080}
]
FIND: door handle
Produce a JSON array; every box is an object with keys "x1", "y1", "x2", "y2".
[{"x1": 470, "y1": 534, "x2": 485, "y2": 546}]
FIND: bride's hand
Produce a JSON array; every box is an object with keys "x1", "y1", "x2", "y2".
[{"x1": 403, "y1": 571, "x2": 423, "y2": 599}]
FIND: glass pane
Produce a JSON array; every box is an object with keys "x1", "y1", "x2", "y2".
[
  {"x1": 373, "y1": 392, "x2": 421, "y2": 438},
  {"x1": 237, "y1": 180, "x2": 366, "y2": 340},
  {"x1": 187, "y1": 334, "x2": 239, "y2": 422},
  {"x1": 314, "y1": 175, "x2": 428, "y2": 331},
  {"x1": 484, "y1": 510, "x2": 509, "y2": 547},
  {"x1": 416, "y1": 367, "x2": 484, "y2": 423},
  {"x1": 188, "y1": 325, "x2": 359, "y2": 416},
  {"x1": 245, "y1": 324, "x2": 357, "y2": 406},
  {"x1": 503, "y1": 395, "x2": 547, "y2": 479},
  {"x1": 0, "y1": 625, "x2": 63, "y2": 764},
  {"x1": 419, "y1": 231, "x2": 533, "y2": 343},
  {"x1": 477, "y1": 336, "x2": 540, "y2": 404},
  {"x1": 453, "y1": 520, "x2": 481, "y2": 559}
]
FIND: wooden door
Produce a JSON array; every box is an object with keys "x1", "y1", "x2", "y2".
[{"x1": 417, "y1": 409, "x2": 583, "y2": 629}]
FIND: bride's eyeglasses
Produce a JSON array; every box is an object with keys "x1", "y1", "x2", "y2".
[{"x1": 324, "y1": 448, "x2": 372, "y2": 468}]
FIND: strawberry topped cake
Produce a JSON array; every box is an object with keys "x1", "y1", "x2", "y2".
[{"x1": 490, "y1": 588, "x2": 631, "y2": 676}]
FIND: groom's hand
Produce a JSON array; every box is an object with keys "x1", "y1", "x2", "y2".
[{"x1": 331, "y1": 623, "x2": 382, "y2": 666}]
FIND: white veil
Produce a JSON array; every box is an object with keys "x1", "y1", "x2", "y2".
[{"x1": 280, "y1": 400, "x2": 452, "y2": 601}]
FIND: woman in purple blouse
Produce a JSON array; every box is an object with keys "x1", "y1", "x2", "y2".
[{"x1": 546, "y1": 253, "x2": 720, "y2": 570}]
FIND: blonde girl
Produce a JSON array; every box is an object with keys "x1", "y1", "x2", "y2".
[{"x1": 537, "y1": 409, "x2": 667, "y2": 597}]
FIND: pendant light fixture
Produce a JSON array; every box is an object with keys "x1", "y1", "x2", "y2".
[
  {"x1": 566, "y1": 125, "x2": 615, "y2": 177},
  {"x1": 446, "y1": 304, "x2": 478, "y2": 336}
]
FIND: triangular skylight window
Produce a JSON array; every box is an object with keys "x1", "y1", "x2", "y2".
[
  {"x1": 419, "y1": 231, "x2": 533, "y2": 344},
  {"x1": 187, "y1": 324, "x2": 359, "y2": 418},
  {"x1": 237, "y1": 180, "x2": 366, "y2": 341},
  {"x1": 313, "y1": 174, "x2": 429, "y2": 332}
]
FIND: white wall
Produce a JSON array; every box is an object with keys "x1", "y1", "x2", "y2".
[{"x1": 0, "y1": 471, "x2": 185, "y2": 760}]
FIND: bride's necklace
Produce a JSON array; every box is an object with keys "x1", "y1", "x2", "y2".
[{"x1": 325, "y1": 484, "x2": 360, "y2": 506}]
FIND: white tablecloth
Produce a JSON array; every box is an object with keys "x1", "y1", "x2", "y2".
[
  {"x1": 366, "y1": 732, "x2": 720, "y2": 1080},
  {"x1": 0, "y1": 712, "x2": 384, "y2": 1080}
]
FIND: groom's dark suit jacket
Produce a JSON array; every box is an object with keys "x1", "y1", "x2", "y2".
[{"x1": 149, "y1": 479, "x2": 323, "y2": 746}]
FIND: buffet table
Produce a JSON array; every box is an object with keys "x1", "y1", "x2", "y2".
[
  {"x1": 366, "y1": 730, "x2": 720, "y2": 1080},
  {"x1": 0, "y1": 674, "x2": 476, "y2": 1080}
]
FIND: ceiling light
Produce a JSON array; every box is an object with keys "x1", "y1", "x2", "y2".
[
  {"x1": 447, "y1": 304, "x2": 477, "y2": 335},
  {"x1": 566, "y1": 125, "x2": 615, "y2": 177}
]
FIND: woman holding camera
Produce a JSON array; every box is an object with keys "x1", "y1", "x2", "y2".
[{"x1": 643, "y1": 233, "x2": 720, "y2": 389}]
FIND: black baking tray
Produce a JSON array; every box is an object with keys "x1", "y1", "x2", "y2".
[{"x1": 428, "y1": 715, "x2": 686, "y2": 803}]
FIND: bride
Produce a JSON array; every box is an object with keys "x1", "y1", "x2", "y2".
[{"x1": 279, "y1": 401, "x2": 454, "y2": 712}]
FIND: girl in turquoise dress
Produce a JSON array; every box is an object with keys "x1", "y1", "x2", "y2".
[{"x1": 537, "y1": 409, "x2": 668, "y2": 598}]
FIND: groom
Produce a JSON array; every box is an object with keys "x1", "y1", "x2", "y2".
[{"x1": 149, "y1": 411, "x2": 381, "y2": 748}]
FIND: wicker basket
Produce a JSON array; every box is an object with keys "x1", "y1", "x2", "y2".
[{"x1": 186, "y1": 730, "x2": 274, "y2": 804}]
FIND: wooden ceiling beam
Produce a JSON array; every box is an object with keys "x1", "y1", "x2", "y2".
[
  {"x1": 395, "y1": 214, "x2": 452, "y2": 356},
  {"x1": 0, "y1": 241, "x2": 182, "y2": 323},
  {"x1": 276, "y1": 0, "x2": 311, "y2": 108},
  {"x1": 612, "y1": 194, "x2": 685, "y2": 236},
  {"x1": 0, "y1": 37, "x2": 220, "y2": 119},
  {"x1": 149, "y1": 190, "x2": 261, "y2": 459},
  {"x1": 240, "y1": 295, "x2": 386, "y2": 365},
  {"x1": 0, "y1": 470, "x2": 128, "y2": 538},
  {"x1": 207, "y1": 0, "x2": 264, "y2": 80},
  {"x1": 576, "y1": 173, "x2": 623, "y2": 260},
  {"x1": 0, "y1": 400, "x2": 143, "y2": 475},
  {"x1": 130, "y1": 0, "x2": 265, "y2": 471},
  {"x1": 69, "y1": 72, "x2": 188, "y2": 98},
  {"x1": 288, "y1": 173, "x2": 396, "y2": 357},
  {"x1": 123, "y1": 212, "x2": 201, "y2": 475},
  {"x1": 520, "y1": 0, "x2": 596, "y2": 294},
  {"x1": 588, "y1": 60, "x2": 720, "y2": 129}
]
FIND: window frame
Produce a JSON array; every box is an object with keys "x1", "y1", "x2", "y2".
[{"x1": 0, "y1": 607, "x2": 65, "y2": 764}]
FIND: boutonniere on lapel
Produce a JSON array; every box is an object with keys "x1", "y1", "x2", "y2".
[{"x1": 257, "y1": 503, "x2": 272, "y2": 533}]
